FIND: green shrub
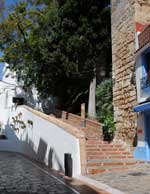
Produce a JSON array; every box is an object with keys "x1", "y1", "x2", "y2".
[{"x1": 96, "y1": 79, "x2": 115, "y2": 132}]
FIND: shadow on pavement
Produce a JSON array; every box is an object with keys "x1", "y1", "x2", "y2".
[{"x1": 42, "y1": 168, "x2": 110, "y2": 194}]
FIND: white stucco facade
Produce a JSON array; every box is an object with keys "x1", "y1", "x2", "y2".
[
  {"x1": 0, "y1": 105, "x2": 81, "y2": 177},
  {"x1": 0, "y1": 63, "x2": 17, "y2": 124},
  {"x1": 0, "y1": 63, "x2": 82, "y2": 176}
]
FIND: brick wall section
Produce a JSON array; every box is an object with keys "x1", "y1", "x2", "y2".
[
  {"x1": 112, "y1": 0, "x2": 150, "y2": 145},
  {"x1": 138, "y1": 25, "x2": 150, "y2": 49},
  {"x1": 61, "y1": 111, "x2": 103, "y2": 135}
]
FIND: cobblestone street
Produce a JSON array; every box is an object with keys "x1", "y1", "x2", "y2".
[
  {"x1": 0, "y1": 152, "x2": 78, "y2": 194},
  {"x1": 88, "y1": 163, "x2": 150, "y2": 194},
  {"x1": 0, "y1": 152, "x2": 109, "y2": 194}
]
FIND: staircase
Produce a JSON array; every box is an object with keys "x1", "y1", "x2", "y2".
[
  {"x1": 59, "y1": 113, "x2": 144, "y2": 175},
  {"x1": 83, "y1": 128, "x2": 144, "y2": 175}
]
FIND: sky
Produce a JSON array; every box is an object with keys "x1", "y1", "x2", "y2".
[
  {"x1": 0, "y1": 63, "x2": 4, "y2": 80},
  {"x1": 5, "y1": 0, "x2": 18, "y2": 7},
  {"x1": 0, "y1": 0, "x2": 17, "y2": 57},
  {"x1": 0, "y1": 0, "x2": 18, "y2": 79}
]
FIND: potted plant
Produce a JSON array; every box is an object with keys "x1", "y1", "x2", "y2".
[{"x1": 103, "y1": 115, "x2": 116, "y2": 142}]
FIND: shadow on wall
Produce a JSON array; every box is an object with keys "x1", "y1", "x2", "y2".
[
  {"x1": 2, "y1": 124, "x2": 64, "y2": 174},
  {"x1": 37, "y1": 138, "x2": 47, "y2": 162},
  {"x1": 25, "y1": 135, "x2": 64, "y2": 172},
  {"x1": 48, "y1": 148, "x2": 63, "y2": 171},
  {"x1": 48, "y1": 148, "x2": 53, "y2": 168},
  {"x1": 4, "y1": 124, "x2": 20, "y2": 141}
]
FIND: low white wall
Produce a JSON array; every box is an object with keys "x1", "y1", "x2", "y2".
[{"x1": 2, "y1": 106, "x2": 81, "y2": 177}]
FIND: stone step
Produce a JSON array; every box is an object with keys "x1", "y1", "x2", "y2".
[
  {"x1": 86, "y1": 144, "x2": 124, "y2": 148},
  {"x1": 83, "y1": 131, "x2": 139, "y2": 175},
  {"x1": 86, "y1": 137, "x2": 103, "y2": 141},
  {"x1": 86, "y1": 160, "x2": 139, "y2": 173},
  {"x1": 87, "y1": 158, "x2": 136, "y2": 164},
  {"x1": 86, "y1": 140, "x2": 110, "y2": 145},
  {"x1": 87, "y1": 166, "x2": 129, "y2": 174},
  {"x1": 86, "y1": 159, "x2": 144, "y2": 174},
  {"x1": 86, "y1": 151, "x2": 131, "y2": 156},
  {"x1": 85, "y1": 132, "x2": 102, "y2": 136},
  {"x1": 87, "y1": 155, "x2": 133, "y2": 160},
  {"x1": 87, "y1": 160, "x2": 137, "y2": 168},
  {"x1": 86, "y1": 148, "x2": 125, "y2": 152}
]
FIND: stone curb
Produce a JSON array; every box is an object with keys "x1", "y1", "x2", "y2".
[{"x1": 76, "y1": 175, "x2": 126, "y2": 194}]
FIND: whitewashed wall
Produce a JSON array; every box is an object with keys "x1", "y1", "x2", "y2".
[
  {"x1": 2, "y1": 106, "x2": 81, "y2": 177},
  {"x1": 0, "y1": 63, "x2": 17, "y2": 125},
  {"x1": 0, "y1": 63, "x2": 81, "y2": 176}
]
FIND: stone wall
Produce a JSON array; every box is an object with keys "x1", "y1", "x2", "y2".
[
  {"x1": 112, "y1": 0, "x2": 150, "y2": 145},
  {"x1": 135, "y1": 1, "x2": 150, "y2": 24}
]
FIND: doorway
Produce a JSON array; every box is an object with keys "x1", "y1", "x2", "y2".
[{"x1": 144, "y1": 111, "x2": 150, "y2": 160}]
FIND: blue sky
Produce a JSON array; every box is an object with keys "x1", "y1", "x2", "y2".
[
  {"x1": 0, "y1": 0, "x2": 19, "y2": 79},
  {"x1": 0, "y1": 0, "x2": 19, "y2": 56},
  {"x1": 5, "y1": 0, "x2": 18, "y2": 7},
  {"x1": 0, "y1": 63, "x2": 4, "y2": 80}
]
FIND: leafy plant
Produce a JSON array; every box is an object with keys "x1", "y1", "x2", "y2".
[
  {"x1": 18, "y1": 112, "x2": 22, "y2": 118},
  {"x1": 27, "y1": 120, "x2": 33, "y2": 127},
  {"x1": 12, "y1": 117, "x2": 17, "y2": 125},
  {"x1": 14, "y1": 128, "x2": 19, "y2": 132},
  {"x1": 103, "y1": 115, "x2": 115, "y2": 133},
  {"x1": 19, "y1": 121, "x2": 24, "y2": 125},
  {"x1": 96, "y1": 79, "x2": 115, "y2": 132},
  {"x1": 21, "y1": 123, "x2": 26, "y2": 129},
  {"x1": 0, "y1": 0, "x2": 111, "y2": 112}
]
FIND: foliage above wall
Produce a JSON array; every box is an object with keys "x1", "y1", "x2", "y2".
[{"x1": 0, "y1": 0, "x2": 111, "y2": 112}]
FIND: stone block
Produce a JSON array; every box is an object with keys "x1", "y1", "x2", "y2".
[{"x1": 111, "y1": 0, "x2": 150, "y2": 145}]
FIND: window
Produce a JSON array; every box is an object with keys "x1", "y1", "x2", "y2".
[
  {"x1": 145, "y1": 52, "x2": 150, "y2": 75},
  {"x1": 140, "y1": 51, "x2": 150, "y2": 90},
  {"x1": 143, "y1": 51, "x2": 150, "y2": 87}
]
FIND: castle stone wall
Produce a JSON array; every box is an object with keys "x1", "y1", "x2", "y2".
[
  {"x1": 112, "y1": 0, "x2": 150, "y2": 145},
  {"x1": 135, "y1": 1, "x2": 150, "y2": 24}
]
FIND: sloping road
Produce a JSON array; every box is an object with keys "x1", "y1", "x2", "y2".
[
  {"x1": 0, "y1": 152, "x2": 78, "y2": 194},
  {"x1": 0, "y1": 152, "x2": 110, "y2": 194}
]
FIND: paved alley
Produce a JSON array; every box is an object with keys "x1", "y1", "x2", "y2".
[
  {"x1": 0, "y1": 152, "x2": 76, "y2": 194},
  {"x1": 89, "y1": 162, "x2": 150, "y2": 194},
  {"x1": 0, "y1": 152, "x2": 109, "y2": 194}
]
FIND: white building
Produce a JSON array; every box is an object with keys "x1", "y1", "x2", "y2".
[
  {"x1": 0, "y1": 63, "x2": 18, "y2": 124},
  {"x1": 0, "y1": 62, "x2": 41, "y2": 124},
  {"x1": 0, "y1": 63, "x2": 81, "y2": 177}
]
